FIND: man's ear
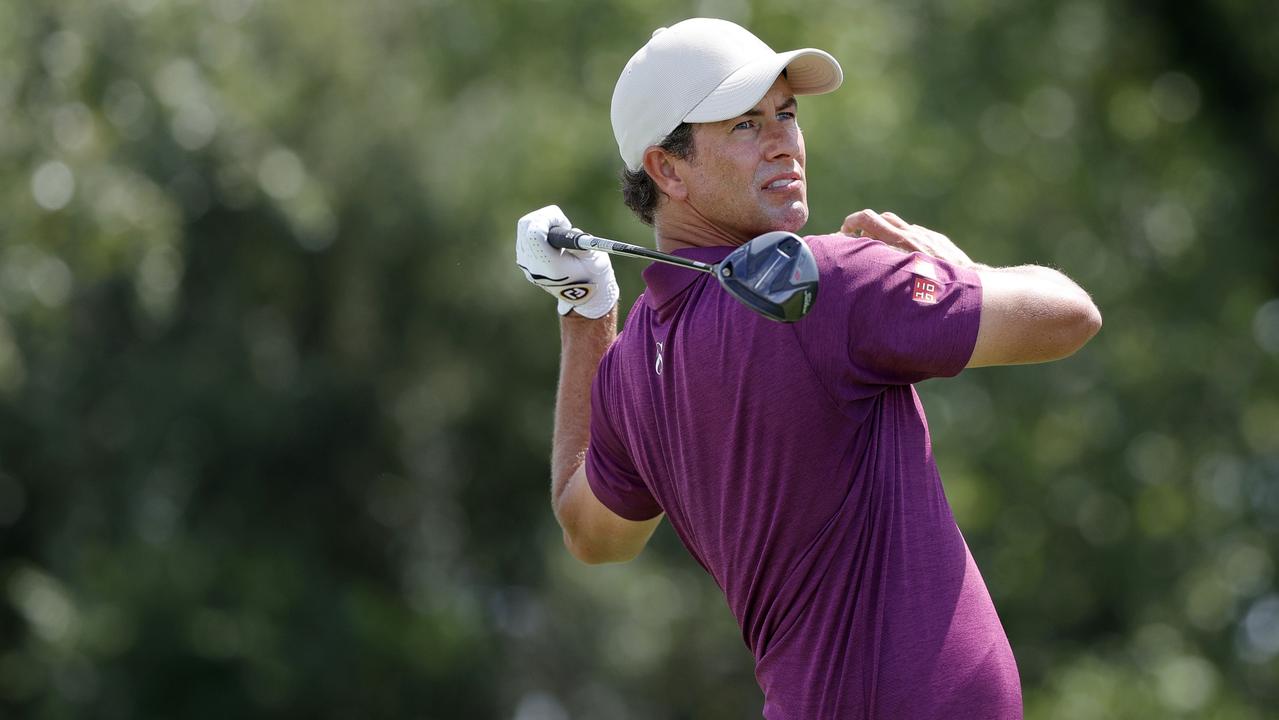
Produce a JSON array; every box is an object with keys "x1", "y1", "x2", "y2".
[{"x1": 642, "y1": 146, "x2": 688, "y2": 202}]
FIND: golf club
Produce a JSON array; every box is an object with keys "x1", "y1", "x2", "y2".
[{"x1": 547, "y1": 226, "x2": 819, "y2": 323}]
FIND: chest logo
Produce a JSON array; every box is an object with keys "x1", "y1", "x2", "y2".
[{"x1": 655, "y1": 341, "x2": 663, "y2": 375}]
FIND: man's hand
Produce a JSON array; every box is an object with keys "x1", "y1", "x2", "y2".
[
  {"x1": 840, "y1": 209, "x2": 978, "y2": 269},
  {"x1": 838, "y1": 209, "x2": 1100, "y2": 366},
  {"x1": 516, "y1": 205, "x2": 619, "y2": 319}
]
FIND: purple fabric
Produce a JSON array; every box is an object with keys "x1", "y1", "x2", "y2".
[{"x1": 585, "y1": 234, "x2": 1022, "y2": 719}]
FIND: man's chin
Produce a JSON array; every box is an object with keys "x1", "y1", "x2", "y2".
[{"x1": 766, "y1": 203, "x2": 808, "y2": 234}]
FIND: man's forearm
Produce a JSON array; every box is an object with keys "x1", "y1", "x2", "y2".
[
  {"x1": 987, "y1": 263, "x2": 1089, "y2": 291},
  {"x1": 550, "y1": 308, "x2": 618, "y2": 509}
]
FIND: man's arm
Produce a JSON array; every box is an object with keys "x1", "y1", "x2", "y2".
[
  {"x1": 965, "y1": 264, "x2": 1101, "y2": 367},
  {"x1": 841, "y1": 209, "x2": 1102, "y2": 367},
  {"x1": 551, "y1": 310, "x2": 662, "y2": 565},
  {"x1": 515, "y1": 204, "x2": 661, "y2": 564}
]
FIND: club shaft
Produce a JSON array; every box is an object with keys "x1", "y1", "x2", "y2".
[{"x1": 547, "y1": 227, "x2": 715, "y2": 274}]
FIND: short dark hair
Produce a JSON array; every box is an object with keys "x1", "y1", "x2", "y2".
[{"x1": 620, "y1": 122, "x2": 696, "y2": 226}]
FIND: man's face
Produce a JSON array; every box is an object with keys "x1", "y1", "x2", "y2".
[{"x1": 678, "y1": 76, "x2": 807, "y2": 237}]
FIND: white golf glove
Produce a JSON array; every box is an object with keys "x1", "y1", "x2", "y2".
[{"x1": 515, "y1": 205, "x2": 619, "y2": 319}]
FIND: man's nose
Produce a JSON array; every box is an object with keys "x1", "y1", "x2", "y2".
[{"x1": 762, "y1": 122, "x2": 801, "y2": 160}]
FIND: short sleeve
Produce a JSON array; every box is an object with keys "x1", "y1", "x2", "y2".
[
  {"x1": 795, "y1": 234, "x2": 983, "y2": 397},
  {"x1": 584, "y1": 349, "x2": 663, "y2": 521}
]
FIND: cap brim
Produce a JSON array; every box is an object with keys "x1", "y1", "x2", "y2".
[{"x1": 683, "y1": 48, "x2": 843, "y2": 123}]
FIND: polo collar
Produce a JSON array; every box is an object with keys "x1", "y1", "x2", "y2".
[{"x1": 641, "y1": 245, "x2": 735, "y2": 314}]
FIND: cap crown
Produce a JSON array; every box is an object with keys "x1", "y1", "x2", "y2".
[{"x1": 610, "y1": 19, "x2": 842, "y2": 170}]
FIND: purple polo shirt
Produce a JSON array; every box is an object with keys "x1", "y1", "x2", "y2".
[{"x1": 585, "y1": 233, "x2": 1022, "y2": 719}]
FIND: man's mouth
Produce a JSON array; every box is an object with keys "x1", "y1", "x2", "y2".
[{"x1": 762, "y1": 174, "x2": 802, "y2": 191}]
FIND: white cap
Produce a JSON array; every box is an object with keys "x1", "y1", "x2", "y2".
[{"x1": 611, "y1": 18, "x2": 843, "y2": 171}]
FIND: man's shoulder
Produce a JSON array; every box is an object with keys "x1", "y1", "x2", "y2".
[
  {"x1": 599, "y1": 296, "x2": 650, "y2": 366},
  {"x1": 803, "y1": 232, "x2": 886, "y2": 260}
]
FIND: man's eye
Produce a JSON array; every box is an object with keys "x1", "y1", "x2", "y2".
[
  {"x1": 733, "y1": 120, "x2": 756, "y2": 131},
  {"x1": 778, "y1": 112, "x2": 797, "y2": 122}
]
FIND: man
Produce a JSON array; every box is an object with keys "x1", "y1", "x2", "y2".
[{"x1": 515, "y1": 18, "x2": 1100, "y2": 719}]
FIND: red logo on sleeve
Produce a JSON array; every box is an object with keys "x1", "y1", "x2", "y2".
[{"x1": 912, "y1": 277, "x2": 939, "y2": 304}]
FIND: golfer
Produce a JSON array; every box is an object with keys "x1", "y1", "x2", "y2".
[{"x1": 515, "y1": 18, "x2": 1100, "y2": 719}]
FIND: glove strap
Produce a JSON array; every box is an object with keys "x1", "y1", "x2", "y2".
[{"x1": 556, "y1": 284, "x2": 593, "y2": 304}]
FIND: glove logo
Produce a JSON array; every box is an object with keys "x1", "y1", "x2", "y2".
[{"x1": 560, "y1": 286, "x2": 591, "y2": 302}]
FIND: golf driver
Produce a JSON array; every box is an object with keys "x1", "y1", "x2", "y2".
[{"x1": 547, "y1": 227, "x2": 819, "y2": 323}]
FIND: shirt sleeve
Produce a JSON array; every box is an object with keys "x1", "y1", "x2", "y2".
[
  {"x1": 584, "y1": 348, "x2": 663, "y2": 521},
  {"x1": 795, "y1": 234, "x2": 983, "y2": 397}
]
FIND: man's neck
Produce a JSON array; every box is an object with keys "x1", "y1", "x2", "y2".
[{"x1": 653, "y1": 205, "x2": 750, "y2": 253}]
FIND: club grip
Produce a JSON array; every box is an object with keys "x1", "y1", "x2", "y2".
[{"x1": 546, "y1": 226, "x2": 590, "y2": 250}]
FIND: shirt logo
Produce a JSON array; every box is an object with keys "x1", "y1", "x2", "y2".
[
  {"x1": 912, "y1": 277, "x2": 939, "y2": 304},
  {"x1": 910, "y1": 260, "x2": 940, "y2": 304},
  {"x1": 655, "y1": 341, "x2": 663, "y2": 375}
]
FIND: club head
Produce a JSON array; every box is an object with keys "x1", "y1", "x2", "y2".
[{"x1": 715, "y1": 231, "x2": 819, "y2": 323}]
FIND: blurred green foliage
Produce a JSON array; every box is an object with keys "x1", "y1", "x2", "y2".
[{"x1": 0, "y1": 0, "x2": 1276, "y2": 718}]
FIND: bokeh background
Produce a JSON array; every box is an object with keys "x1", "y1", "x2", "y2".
[{"x1": 1, "y1": 0, "x2": 1276, "y2": 717}]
